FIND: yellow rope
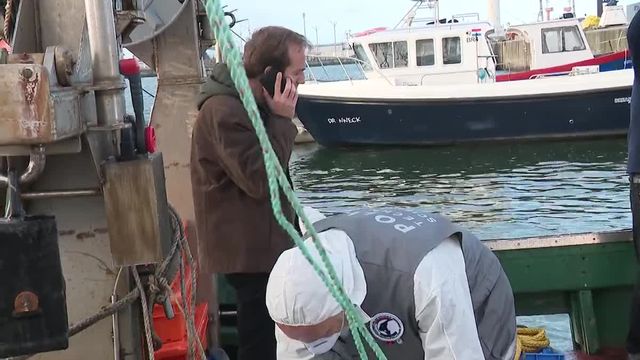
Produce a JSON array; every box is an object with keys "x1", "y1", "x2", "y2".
[{"x1": 514, "y1": 327, "x2": 551, "y2": 360}]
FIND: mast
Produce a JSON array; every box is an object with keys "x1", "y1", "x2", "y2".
[
  {"x1": 538, "y1": 0, "x2": 544, "y2": 22},
  {"x1": 394, "y1": 0, "x2": 440, "y2": 29},
  {"x1": 488, "y1": 0, "x2": 503, "y2": 36}
]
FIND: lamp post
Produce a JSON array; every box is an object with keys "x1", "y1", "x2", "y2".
[
  {"x1": 330, "y1": 20, "x2": 337, "y2": 56},
  {"x1": 314, "y1": 26, "x2": 319, "y2": 47},
  {"x1": 302, "y1": 12, "x2": 307, "y2": 38}
]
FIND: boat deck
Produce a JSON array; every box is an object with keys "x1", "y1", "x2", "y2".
[
  {"x1": 489, "y1": 230, "x2": 638, "y2": 359},
  {"x1": 568, "y1": 348, "x2": 629, "y2": 359},
  {"x1": 215, "y1": 229, "x2": 640, "y2": 358}
]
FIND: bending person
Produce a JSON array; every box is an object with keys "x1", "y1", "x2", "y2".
[{"x1": 266, "y1": 207, "x2": 517, "y2": 360}]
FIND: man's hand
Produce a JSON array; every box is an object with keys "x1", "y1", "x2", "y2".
[{"x1": 263, "y1": 72, "x2": 298, "y2": 119}]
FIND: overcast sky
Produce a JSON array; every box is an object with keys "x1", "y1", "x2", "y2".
[{"x1": 225, "y1": 0, "x2": 638, "y2": 45}]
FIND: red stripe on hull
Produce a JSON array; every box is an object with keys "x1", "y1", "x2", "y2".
[{"x1": 496, "y1": 50, "x2": 629, "y2": 82}]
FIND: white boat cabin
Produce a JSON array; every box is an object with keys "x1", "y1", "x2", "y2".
[
  {"x1": 499, "y1": 18, "x2": 594, "y2": 71},
  {"x1": 306, "y1": 8, "x2": 600, "y2": 87},
  {"x1": 349, "y1": 22, "x2": 497, "y2": 86}
]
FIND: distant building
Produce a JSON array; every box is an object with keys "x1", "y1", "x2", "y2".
[
  {"x1": 308, "y1": 42, "x2": 355, "y2": 58},
  {"x1": 628, "y1": 2, "x2": 640, "y2": 22}
]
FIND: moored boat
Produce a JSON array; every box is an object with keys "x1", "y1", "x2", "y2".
[{"x1": 297, "y1": 3, "x2": 633, "y2": 147}]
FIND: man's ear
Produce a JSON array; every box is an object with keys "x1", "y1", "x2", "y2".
[{"x1": 263, "y1": 66, "x2": 272, "y2": 75}]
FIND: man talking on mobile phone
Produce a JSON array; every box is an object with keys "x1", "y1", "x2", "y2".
[{"x1": 190, "y1": 26, "x2": 310, "y2": 360}]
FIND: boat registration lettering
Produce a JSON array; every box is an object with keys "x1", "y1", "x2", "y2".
[
  {"x1": 466, "y1": 29, "x2": 482, "y2": 43},
  {"x1": 614, "y1": 97, "x2": 631, "y2": 104},
  {"x1": 328, "y1": 117, "x2": 362, "y2": 125}
]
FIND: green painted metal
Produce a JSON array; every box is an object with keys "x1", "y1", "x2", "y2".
[
  {"x1": 495, "y1": 242, "x2": 636, "y2": 294},
  {"x1": 592, "y1": 287, "x2": 636, "y2": 348},
  {"x1": 494, "y1": 240, "x2": 639, "y2": 354},
  {"x1": 216, "y1": 238, "x2": 640, "y2": 355},
  {"x1": 571, "y1": 290, "x2": 600, "y2": 354}
]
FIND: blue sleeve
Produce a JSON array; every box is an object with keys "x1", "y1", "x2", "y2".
[{"x1": 628, "y1": 10, "x2": 640, "y2": 174}]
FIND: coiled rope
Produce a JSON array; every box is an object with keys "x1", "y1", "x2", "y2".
[{"x1": 515, "y1": 326, "x2": 551, "y2": 359}]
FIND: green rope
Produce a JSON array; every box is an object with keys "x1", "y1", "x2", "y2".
[{"x1": 202, "y1": 1, "x2": 387, "y2": 359}]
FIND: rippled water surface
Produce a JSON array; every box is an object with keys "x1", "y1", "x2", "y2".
[{"x1": 291, "y1": 139, "x2": 631, "y2": 240}]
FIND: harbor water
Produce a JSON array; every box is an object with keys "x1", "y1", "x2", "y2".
[
  {"x1": 290, "y1": 139, "x2": 632, "y2": 352},
  {"x1": 290, "y1": 140, "x2": 631, "y2": 240},
  {"x1": 134, "y1": 77, "x2": 632, "y2": 353}
]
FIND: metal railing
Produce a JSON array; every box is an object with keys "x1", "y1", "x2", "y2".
[
  {"x1": 418, "y1": 68, "x2": 495, "y2": 85},
  {"x1": 529, "y1": 71, "x2": 572, "y2": 79},
  {"x1": 304, "y1": 54, "x2": 394, "y2": 85},
  {"x1": 452, "y1": 12, "x2": 481, "y2": 23},
  {"x1": 305, "y1": 53, "x2": 499, "y2": 87}
]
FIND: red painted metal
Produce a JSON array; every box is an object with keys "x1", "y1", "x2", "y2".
[
  {"x1": 119, "y1": 58, "x2": 140, "y2": 77},
  {"x1": 0, "y1": 39, "x2": 11, "y2": 52},
  {"x1": 353, "y1": 27, "x2": 388, "y2": 37},
  {"x1": 496, "y1": 50, "x2": 629, "y2": 82},
  {"x1": 565, "y1": 348, "x2": 629, "y2": 360}
]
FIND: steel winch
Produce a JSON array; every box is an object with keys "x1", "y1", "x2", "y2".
[
  {"x1": 0, "y1": 36, "x2": 171, "y2": 359},
  {"x1": 0, "y1": 45, "x2": 84, "y2": 358}
]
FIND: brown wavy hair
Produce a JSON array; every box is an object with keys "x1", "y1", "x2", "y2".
[{"x1": 243, "y1": 26, "x2": 310, "y2": 78}]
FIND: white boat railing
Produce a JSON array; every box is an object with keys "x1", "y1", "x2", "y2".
[
  {"x1": 451, "y1": 12, "x2": 481, "y2": 23},
  {"x1": 304, "y1": 54, "x2": 394, "y2": 85},
  {"x1": 528, "y1": 66, "x2": 601, "y2": 80},
  {"x1": 529, "y1": 71, "x2": 572, "y2": 79},
  {"x1": 305, "y1": 51, "x2": 497, "y2": 86},
  {"x1": 304, "y1": 54, "x2": 364, "y2": 84}
]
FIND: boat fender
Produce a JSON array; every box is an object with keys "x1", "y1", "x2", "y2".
[{"x1": 478, "y1": 68, "x2": 489, "y2": 81}]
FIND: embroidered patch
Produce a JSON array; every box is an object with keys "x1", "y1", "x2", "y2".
[{"x1": 369, "y1": 312, "x2": 404, "y2": 343}]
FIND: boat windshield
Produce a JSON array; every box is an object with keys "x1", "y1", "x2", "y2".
[{"x1": 353, "y1": 43, "x2": 373, "y2": 71}]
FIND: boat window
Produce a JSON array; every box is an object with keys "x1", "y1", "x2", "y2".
[
  {"x1": 563, "y1": 27, "x2": 585, "y2": 51},
  {"x1": 393, "y1": 41, "x2": 408, "y2": 68},
  {"x1": 369, "y1": 41, "x2": 408, "y2": 68},
  {"x1": 416, "y1": 39, "x2": 435, "y2": 66},
  {"x1": 352, "y1": 43, "x2": 372, "y2": 71},
  {"x1": 541, "y1": 26, "x2": 586, "y2": 53},
  {"x1": 369, "y1": 42, "x2": 392, "y2": 68},
  {"x1": 443, "y1": 37, "x2": 462, "y2": 65}
]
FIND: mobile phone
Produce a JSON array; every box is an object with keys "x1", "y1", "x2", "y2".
[{"x1": 260, "y1": 67, "x2": 288, "y2": 98}]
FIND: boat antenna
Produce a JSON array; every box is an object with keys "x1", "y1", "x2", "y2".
[
  {"x1": 538, "y1": 0, "x2": 544, "y2": 22},
  {"x1": 394, "y1": 0, "x2": 440, "y2": 29}
]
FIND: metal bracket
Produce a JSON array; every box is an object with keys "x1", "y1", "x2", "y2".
[
  {"x1": 0, "y1": 145, "x2": 46, "y2": 189},
  {"x1": 570, "y1": 290, "x2": 600, "y2": 354},
  {"x1": 3, "y1": 166, "x2": 25, "y2": 219},
  {"x1": 115, "y1": 10, "x2": 146, "y2": 38}
]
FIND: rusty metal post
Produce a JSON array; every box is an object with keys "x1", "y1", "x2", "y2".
[
  {"x1": 84, "y1": 0, "x2": 126, "y2": 127},
  {"x1": 0, "y1": 1, "x2": 142, "y2": 359},
  {"x1": 125, "y1": 0, "x2": 218, "y2": 345}
]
